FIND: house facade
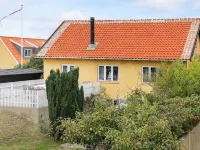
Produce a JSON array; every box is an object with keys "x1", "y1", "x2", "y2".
[
  {"x1": 0, "y1": 36, "x2": 46, "y2": 69},
  {"x1": 37, "y1": 18, "x2": 200, "y2": 99}
]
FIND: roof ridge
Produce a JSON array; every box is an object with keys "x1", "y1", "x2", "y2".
[{"x1": 64, "y1": 18, "x2": 200, "y2": 24}]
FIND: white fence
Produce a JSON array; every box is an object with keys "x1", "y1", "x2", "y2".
[
  {"x1": 0, "y1": 79, "x2": 45, "y2": 90},
  {"x1": 0, "y1": 89, "x2": 48, "y2": 108},
  {"x1": 81, "y1": 82, "x2": 100, "y2": 98},
  {"x1": 0, "y1": 81, "x2": 100, "y2": 108}
]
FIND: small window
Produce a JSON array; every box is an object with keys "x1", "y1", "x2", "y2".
[
  {"x1": 98, "y1": 65, "x2": 119, "y2": 82},
  {"x1": 142, "y1": 66, "x2": 156, "y2": 83},
  {"x1": 24, "y1": 49, "x2": 32, "y2": 57},
  {"x1": 62, "y1": 64, "x2": 75, "y2": 72}
]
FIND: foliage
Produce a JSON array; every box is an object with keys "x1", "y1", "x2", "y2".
[
  {"x1": 153, "y1": 55, "x2": 200, "y2": 98},
  {"x1": 53, "y1": 57, "x2": 200, "y2": 149},
  {"x1": 56, "y1": 90, "x2": 200, "y2": 149},
  {"x1": 15, "y1": 56, "x2": 43, "y2": 70},
  {"x1": 46, "y1": 68, "x2": 84, "y2": 122},
  {"x1": 46, "y1": 68, "x2": 84, "y2": 139}
]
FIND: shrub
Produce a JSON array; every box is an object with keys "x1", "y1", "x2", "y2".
[
  {"x1": 46, "y1": 68, "x2": 84, "y2": 122},
  {"x1": 15, "y1": 56, "x2": 43, "y2": 70},
  {"x1": 46, "y1": 68, "x2": 84, "y2": 140},
  {"x1": 154, "y1": 56, "x2": 200, "y2": 98},
  {"x1": 56, "y1": 91, "x2": 200, "y2": 149},
  {"x1": 54, "y1": 57, "x2": 200, "y2": 149}
]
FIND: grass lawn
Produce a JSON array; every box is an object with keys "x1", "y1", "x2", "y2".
[{"x1": 0, "y1": 111, "x2": 80, "y2": 150}]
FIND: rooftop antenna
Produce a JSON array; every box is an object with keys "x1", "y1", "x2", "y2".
[{"x1": 0, "y1": 5, "x2": 24, "y2": 68}]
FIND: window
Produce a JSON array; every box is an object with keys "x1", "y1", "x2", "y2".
[
  {"x1": 24, "y1": 49, "x2": 32, "y2": 57},
  {"x1": 62, "y1": 64, "x2": 75, "y2": 72},
  {"x1": 98, "y1": 65, "x2": 119, "y2": 81},
  {"x1": 142, "y1": 66, "x2": 156, "y2": 83}
]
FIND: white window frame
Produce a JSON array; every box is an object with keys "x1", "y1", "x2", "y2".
[
  {"x1": 142, "y1": 66, "x2": 156, "y2": 83},
  {"x1": 62, "y1": 64, "x2": 76, "y2": 72},
  {"x1": 24, "y1": 49, "x2": 32, "y2": 58},
  {"x1": 98, "y1": 65, "x2": 120, "y2": 82}
]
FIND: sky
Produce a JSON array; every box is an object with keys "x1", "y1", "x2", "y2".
[{"x1": 0, "y1": 0, "x2": 200, "y2": 39}]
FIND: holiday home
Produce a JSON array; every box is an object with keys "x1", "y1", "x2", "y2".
[{"x1": 36, "y1": 18, "x2": 200, "y2": 99}]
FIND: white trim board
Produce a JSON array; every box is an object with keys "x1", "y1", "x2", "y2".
[
  {"x1": 98, "y1": 65, "x2": 120, "y2": 82},
  {"x1": 25, "y1": 40, "x2": 38, "y2": 48}
]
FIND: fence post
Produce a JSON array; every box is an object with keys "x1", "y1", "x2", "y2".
[
  {"x1": 37, "y1": 90, "x2": 39, "y2": 108},
  {"x1": 11, "y1": 84, "x2": 13, "y2": 106}
]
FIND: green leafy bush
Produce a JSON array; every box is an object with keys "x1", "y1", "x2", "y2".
[
  {"x1": 154, "y1": 56, "x2": 200, "y2": 98},
  {"x1": 56, "y1": 91, "x2": 200, "y2": 149},
  {"x1": 15, "y1": 56, "x2": 43, "y2": 70},
  {"x1": 54, "y1": 57, "x2": 200, "y2": 149}
]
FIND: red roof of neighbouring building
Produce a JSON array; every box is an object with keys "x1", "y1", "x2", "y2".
[
  {"x1": 37, "y1": 18, "x2": 200, "y2": 61},
  {"x1": 0, "y1": 36, "x2": 46, "y2": 64}
]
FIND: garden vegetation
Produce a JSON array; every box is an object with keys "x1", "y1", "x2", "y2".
[{"x1": 47, "y1": 57, "x2": 200, "y2": 149}]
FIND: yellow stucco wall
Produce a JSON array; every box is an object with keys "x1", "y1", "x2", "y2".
[
  {"x1": 44, "y1": 59, "x2": 165, "y2": 99},
  {"x1": 0, "y1": 40, "x2": 17, "y2": 69}
]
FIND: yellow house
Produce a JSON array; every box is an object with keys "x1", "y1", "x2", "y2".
[
  {"x1": 0, "y1": 36, "x2": 46, "y2": 69},
  {"x1": 36, "y1": 18, "x2": 200, "y2": 99}
]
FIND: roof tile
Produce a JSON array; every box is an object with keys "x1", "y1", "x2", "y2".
[
  {"x1": 38, "y1": 19, "x2": 200, "y2": 60},
  {"x1": 0, "y1": 36, "x2": 46, "y2": 63}
]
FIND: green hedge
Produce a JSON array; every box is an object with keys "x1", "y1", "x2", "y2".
[{"x1": 46, "y1": 68, "x2": 84, "y2": 122}]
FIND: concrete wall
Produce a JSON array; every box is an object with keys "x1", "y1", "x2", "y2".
[
  {"x1": 0, "y1": 106, "x2": 48, "y2": 124},
  {"x1": 184, "y1": 123, "x2": 200, "y2": 150}
]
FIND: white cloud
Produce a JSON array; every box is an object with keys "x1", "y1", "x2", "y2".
[
  {"x1": 134, "y1": 0, "x2": 188, "y2": 11},
  {"x1": 195, "y1": 1, "x2": 200, "y2": 8},
  {"x1": 59, "y1": 10, "x2": 88, "y2": 20}
]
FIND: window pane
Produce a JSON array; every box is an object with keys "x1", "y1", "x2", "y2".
[
  {"x1": 99, "y1": 66, "x2": 104, "y2": 80},
  {"x1": 151, "y1": 67, "x2": 156, "y2": 82},
  {"x1": 25, "y1": 50, "x2": 28, "y2": 56},
  {"x1": 143, "y1": 67, "x2": 149, "y2": 82},
  {"x1": 28, "y1": 50, "x2": 31, "y2": 56},
  {"x1": 63, "y1": 66, "x2": 68, "y2": 72},
  {"x1": 106, "y1": 66, "x2": 111, "y2": 81},
  {"x1": 113, "y1": 66, "x2": 119, "y2": 81},
  {"x1": 70, "y1": 66, "x2": 75, "y2": 71}
]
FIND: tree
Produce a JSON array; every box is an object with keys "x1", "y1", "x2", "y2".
[
  {"x1": 15, "y1": 56, "x2": 43, "y2": 70},
  {"x1": 153, "y1": 55, "x2": 200, "y2": 98},
  {"x1": 46, "y1": 68, "x2": 84, "y2": 122}
]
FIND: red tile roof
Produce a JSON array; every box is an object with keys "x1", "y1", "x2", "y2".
[
  {"x1": 0, "y1": 36, "x2": 46, "y2": 64},
  {"x1": 37, "y1": 18, "x2": 200, "y2": 60}
]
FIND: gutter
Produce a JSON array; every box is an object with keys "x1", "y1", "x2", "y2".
[{"x1": 37, "y1": 56, "x2": 188, "y2": 62}]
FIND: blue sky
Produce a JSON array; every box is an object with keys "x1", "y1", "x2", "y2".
[{"x1": 0, "y1": 0, "x2": 200, "y2": 39}]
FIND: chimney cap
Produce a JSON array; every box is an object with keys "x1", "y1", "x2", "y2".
[{"x1": 90, "y1": 17, "x2": 95, "y2": 20}]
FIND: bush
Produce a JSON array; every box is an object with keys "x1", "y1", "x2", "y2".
[
  {"x1": 154, "y1": 56, "x2": 200, "y2": 98},
  {"x1": 46, "y1": 68, "x2": 84, "y2": 122},
  {"x1": 56, "y1": 91, "x2": 200, "y2": 149},
  {"x1": 46, "y1": 68, "x2": 84, "y2": 140},
  {"x1": 54, "y1": 58, "x2": 200, "y2": 149},
  {"x1": 15, "y1": 56, "x2": 43, "y2": 70}
]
